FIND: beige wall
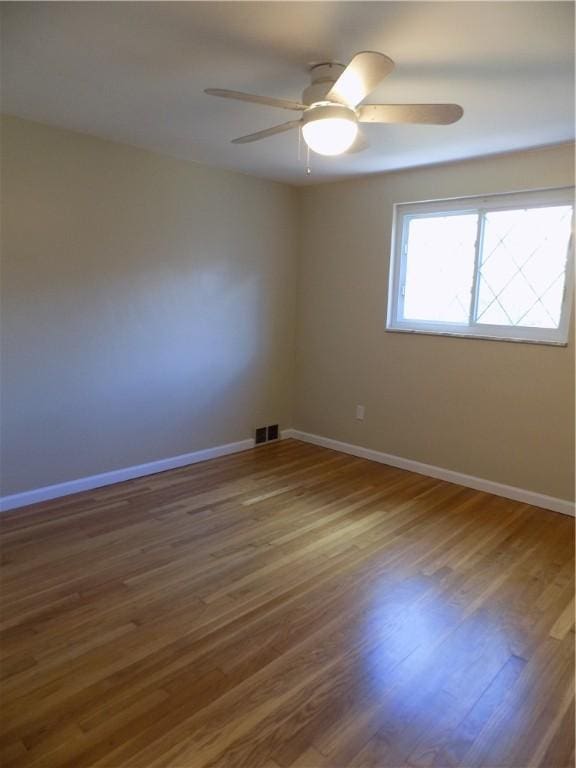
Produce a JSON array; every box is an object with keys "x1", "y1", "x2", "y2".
[
  {"x1": 2, "y1": 116, "x2": 574, "y2": 502},
  {"x1": 1, "y1": 115, "x2": 298, "y2": 495},
  {"x1": 295, "y1": 145, "x2": 575, "y2": 501}
]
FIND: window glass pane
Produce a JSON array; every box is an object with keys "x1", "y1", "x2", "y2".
[
  {"x1": 476, "y1": 206, "x2": 572, "y2": 329},
  {"x1": 402, "y1": 213, "x2": 477, "y2": 323}
]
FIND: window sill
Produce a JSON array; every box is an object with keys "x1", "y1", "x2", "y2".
[{"x1": 385, "y1": 326, "x2": 569, "y2": 347}]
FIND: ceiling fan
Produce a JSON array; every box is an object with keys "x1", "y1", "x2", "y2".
[{"x1": 205, "y1": 51, "x2": 463, "y2": 157}]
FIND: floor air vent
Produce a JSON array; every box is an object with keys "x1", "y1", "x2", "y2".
[{"x1": 255, "y1": 424, "x2": 279, "y2": 444}]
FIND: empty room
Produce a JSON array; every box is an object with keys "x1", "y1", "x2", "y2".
[{"x1": 0, "y1": 2, "x2": 574, "y2": 767}]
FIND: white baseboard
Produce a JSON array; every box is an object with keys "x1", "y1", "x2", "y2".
[
  {"x1": 0, "y1": 437, "x2": 258, "y2": 513},
  {"x1": 3, "y1": 429, "x2": 573, "y2": 518},
  {"x1": 290, "y1": 430, "x2": 575, "y2": 517}
]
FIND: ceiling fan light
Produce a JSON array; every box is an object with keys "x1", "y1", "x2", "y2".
[
  {"x1": 301, "y1": 103, "x2": 359, "y2": 156},
  {"x1": 302, "y1": 116, "x2": 358, "y2": 156}
]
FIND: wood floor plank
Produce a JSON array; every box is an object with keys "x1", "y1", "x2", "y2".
[{"x1": 0, "y1": 439, "x2": 573, "y2": 767}]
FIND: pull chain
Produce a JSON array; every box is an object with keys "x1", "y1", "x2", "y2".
[{"x1": 297, "y1": 124, "x2": 312, "y2": 177}]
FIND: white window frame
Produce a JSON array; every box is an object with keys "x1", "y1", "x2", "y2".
[{"x1": 387, "y1": 187, "x2": 575, "y2": 345}]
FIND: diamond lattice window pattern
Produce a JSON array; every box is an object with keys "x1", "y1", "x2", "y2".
[{"x1": 476, "y1": 206, "x2": 573, "y2": 329}]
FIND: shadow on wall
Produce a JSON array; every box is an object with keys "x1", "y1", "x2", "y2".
[{"x1": 1, "y1": 264, "x2": 269, "y2": 495}]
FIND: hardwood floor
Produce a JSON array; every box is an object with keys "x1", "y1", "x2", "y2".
[{"x1": 0, "y1": 438, "x2": 574, "y2": 768}]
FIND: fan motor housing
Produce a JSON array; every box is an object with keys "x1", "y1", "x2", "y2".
[
  {"x1": 302, "y1": 62, "x2": 346, "y2": 106},
  {"x1": 302, "y1": 103, "x2": 357, "y2": 126}
]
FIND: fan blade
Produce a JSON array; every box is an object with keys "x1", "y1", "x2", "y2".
[
  {"x1": 325, "y1": 52, "x2": 394, "y2": 108},
  {"x1": 358, "y1": 104, "x2": 463, "y2": 125},
  {"x1": 231, "y1": 120, "x2": 301, "y2": 144},
  {"x1": 346, "y1": 131, "x2": 370, "y2": 154},
  {"x1": 205, "y1": 89, "x2": 306, "y2": 112}
]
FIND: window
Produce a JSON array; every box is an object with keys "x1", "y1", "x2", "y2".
[{"x1": 387, "y1": 188, "x2": 574, "y2": 344}]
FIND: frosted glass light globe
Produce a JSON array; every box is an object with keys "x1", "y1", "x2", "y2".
[{"x1": 302, "y1": 117, "x2": 358, "y2": 156}]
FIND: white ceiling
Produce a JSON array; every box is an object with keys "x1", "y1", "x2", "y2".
[{"x1": 2, "y1": 2, "x2": 574, "y2": 186}]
